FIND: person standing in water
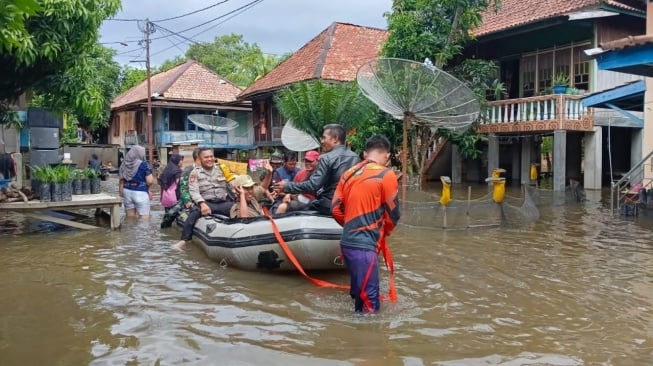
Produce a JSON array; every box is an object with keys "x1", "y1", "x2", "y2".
[
  {"x1": 332, "y1": 135, "x2": 400, "y2": 313},
  {"x1": 118, "y1": 146, "x2": 154, "y2": 218}
]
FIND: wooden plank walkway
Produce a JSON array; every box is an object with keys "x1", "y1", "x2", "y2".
[{"x1": 0, "y1": 194, "x2": 122, "y2": 230}]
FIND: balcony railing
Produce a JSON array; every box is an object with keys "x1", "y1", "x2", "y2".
[{"x1": 481, "y1": 94, "x2": 594, "y2": 133}]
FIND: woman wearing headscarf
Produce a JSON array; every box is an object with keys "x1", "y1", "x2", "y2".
[
  {"x1": 118, "y1": 145, "x2": 154, "y2": 218},
  {"x1": 158, "y1": 154, "x2": 183, "y2": 212}
]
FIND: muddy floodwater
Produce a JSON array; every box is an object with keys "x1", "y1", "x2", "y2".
[{"x1": 1, "y1": 183, "x2": 652, "y2": 365}]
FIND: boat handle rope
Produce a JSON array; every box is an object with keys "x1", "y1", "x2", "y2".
[{"x1": 263, "y1": 208, "x2": 349, "y2": 290}]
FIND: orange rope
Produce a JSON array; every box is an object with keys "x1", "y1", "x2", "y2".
[{"x1": 263, "y1": 208, "x2": 349, "y2": 289}]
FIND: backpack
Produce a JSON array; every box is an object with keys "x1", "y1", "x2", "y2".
[{"x1": 161, "y1": 179, "x2": 179, "y2": 208}]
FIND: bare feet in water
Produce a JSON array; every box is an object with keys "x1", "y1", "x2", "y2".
[{"x1": 173, "y1": 240, "x2": 187, "y2": 250}]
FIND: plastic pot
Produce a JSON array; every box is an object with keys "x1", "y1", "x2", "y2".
[
  {"x1": 38, "y1": 182, "x2": 51, "y2": 202},
  {"x1": 81, "y1": 179, "x2": 91, "y2": 195},
  {"x1": 62, "y1": 181, "x2": 72, "y2": 201},
  {"x1": 90, "y1": 178, "x2": 101, "y2": 194},
  {"x1": 51, "y1": 182, "x2": 63, "y2": 202},
  {"x1": 72, "y1": 179, "x2": 82, "y2": 195}
]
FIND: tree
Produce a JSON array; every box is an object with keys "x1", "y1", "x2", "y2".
[
  {"x1": 0, "y1": 0, "x2": 121, "y2": 134},
  {"x1": 185, "y1": 34, "x2": 283, "y2": 87},
  {"x1": 33, "y1": 43, "x2": 122, "y2": 131},
  {"x1": 0, "y1": 0, "x2": 121, "y2": 100},
  {"x1": 274, "y1": 80, "x2": 379, "y2": 151},
  {"x1": 382, "y1": 0, "x2": 502, "y2": 184},
  {"x1": 118, "y1": 66, "x2": 148, "y2": 94}
]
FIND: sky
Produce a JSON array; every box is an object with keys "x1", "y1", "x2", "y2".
[{"x1": 100, "y1": 0, "x2": 393, "y2": 67}]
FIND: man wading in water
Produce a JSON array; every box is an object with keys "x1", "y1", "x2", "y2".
[{"x1": 332, "y1": 135, "x2": 400, "y2": 313}]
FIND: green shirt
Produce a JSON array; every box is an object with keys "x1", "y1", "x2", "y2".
[{"x1": 179, "y1": 165, "x2": 194, "y2": 206}]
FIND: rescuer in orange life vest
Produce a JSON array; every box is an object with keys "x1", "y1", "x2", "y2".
[{"x1": 332, "y1": 134, "x2": 401, "y2": 313}]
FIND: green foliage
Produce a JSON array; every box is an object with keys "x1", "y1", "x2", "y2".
[
  {"x1": 348, "y1": 112, "x2": 402, "y2": 163},
  {"x1": 58, "y1": 114, "x2": 81, "y2": 145},
  {"x1": 185, "y1": 34, "x2": 284, "y2": 87},
  {"x1": 31, "y1": 165, "x2": 55, "y2": 183},
  {"x1": 274, "y1": 80, "x2": 377, "y2": 141},
  {"x1": 72, "y1": 169, "x2": 85, "y2": 179},
  {"x1": 118, "y1": 66, "x2": 148, "y2": 94},
  {"x1": 0, "y1": 101, "x2": 23, "y2": 129},
  {"x1": 53, "y1": 164, "x2": 72, "y2": 183},
  {"x1": 84, "y1": 167, "x2": 100, "y2": 179},
  {"x1": 0, "y1": 0, "x2": 41, "y2": 57},
  {"x1": 541, "y1": 136, "x2": 552, "y2": 154},
  {"x1": 383, "y1": 0, "x2": 501, "y2": 67},
  {"x1": 32, "y1": 43, "x2": 121, "y2": 130},
  {"x1": 450, "y1": 58, "x2": 505, "y2": 101},
  {"x1": 553, "y1": 72, "x2": 569, "y2": 86},
  {"x1": 382, "y1": 0, "x2": 503, "y2": 178},
  {"x1": 0, "y1": 0, "x2": 121, "y2": 101}
]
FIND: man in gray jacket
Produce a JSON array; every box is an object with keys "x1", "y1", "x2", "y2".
[
  {"x1": 174, "y1": 147, "x2": 235, "y2": 249},
  {"x1": 274, "y1": 124, "x2": 360, "y2": 215}
]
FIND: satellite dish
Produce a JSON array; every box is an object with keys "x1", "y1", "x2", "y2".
[
  {"x1": 356, "y1": 58, "x2": 480, "y2": 130},
  {"x1": 281, "y1": 121, "x2": 320, "y2": 151},
  {"x1": 187, "y1": 114, "x2": 239, "y2": 132},
  {"x1": 356, "y1": 57, "x2": 481, "y2": 201}
]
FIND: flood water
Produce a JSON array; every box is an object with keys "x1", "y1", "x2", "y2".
[{"x1": 1, "y1": 182, "x2": 653, "y2": 365}]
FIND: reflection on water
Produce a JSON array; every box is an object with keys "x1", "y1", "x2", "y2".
[{"x1": 1, "y1": 185, "x2": 653, "y2": 365}]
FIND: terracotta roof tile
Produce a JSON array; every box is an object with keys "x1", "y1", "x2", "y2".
[
  {"x1": 111, "y1": 60, "x2": 244, "y2": 109},
  {"x1": 473, "y1": 0, "x2": 643, "y2": 37},
  {"x1": 240, "y1": 22, "x2": 388, "y2": 99}
]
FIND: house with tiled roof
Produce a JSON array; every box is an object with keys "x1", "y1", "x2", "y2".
[
  {"x1": 109, "y1": 60, "x2": 253, "y2": 155},
  {"x1": 461, "y1": 0, "x2": 647, "y2": 190},
  {"x1": 238, "y1": 22, "x2": 388, "y2": 150}
]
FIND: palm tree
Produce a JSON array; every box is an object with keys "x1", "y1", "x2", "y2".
[{"x1": 274, "y1": 80, "x2": 377, "y2": 142}]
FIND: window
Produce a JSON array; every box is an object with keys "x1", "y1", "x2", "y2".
[
  {"x1": 135, "y1": 109, "x2": 143, "y2": 133},
  {"x1": 113, "y1": 114, "x2": 120, "y2": 137},
  {"x1": 520, "y1": 42, "x2": 591, "y2": 96},
  {"x1": 270, "y1": 104, "x2": 285, "y2": 140},
  {"x1": 521, "y1": 55, "x2": 536, "y2": 97},
  {"x1": 169, "y1": 109, "x2": 185, "y2": 131}
]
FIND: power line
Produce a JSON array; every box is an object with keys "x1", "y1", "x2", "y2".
[
  {"x1": 151, "y1": 0, "x2": 231, "y2": 22},
  {"x1": 149, "y1": 0, "x2": 264, "y2": 57},
  {"x1": 106, "y1": 18, "x2": 142, "y2": 22},
  {"x1": 103, "y1": 0, "x2": 264, "y2": 45},
  {"x1": 149, "y1": 0, "x2": 264, "y2": 41}
]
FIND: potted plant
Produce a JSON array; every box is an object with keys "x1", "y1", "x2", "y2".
[
  {"x1": 553, "y1": 73, "x2": 569, "y2": 94},
  {"x1": 51, "y1": 165, "x2": 71, "y2": 201},
  {"x1": 72, "y1": 169, "x2": 84, "y2": 195},
  {"x1": 56, "y1": 165, "x2": 73, "y2": 201},
  {"x1": 31, "y1": 165, "x2": 54, "y2": 202},
  {"x1": 80, "y1": 169, "x2": 90, "y2": 194},
  {"x1": 86, "y1": 168, "x2": 101, "y2": 194}
]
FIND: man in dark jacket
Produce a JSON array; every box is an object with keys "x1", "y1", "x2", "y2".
[{"x1": 274, "y1": 124, "x2": 359, "y2": 215}]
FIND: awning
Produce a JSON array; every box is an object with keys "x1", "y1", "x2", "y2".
[
  {"x1": 586, "y1": 35, "x2": 653, "y2": 77},
  {"x1": 582, "y1": 80, "x2": 645, "y2": 127}
]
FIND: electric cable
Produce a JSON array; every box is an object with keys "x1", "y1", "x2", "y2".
[{"x1": 151, "y1": 0, "x2": 231, "y2": 22}]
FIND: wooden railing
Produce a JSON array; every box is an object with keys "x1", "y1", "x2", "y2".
[{"x1": 481, "y1": 94, "x2": 593, "y2": 132}]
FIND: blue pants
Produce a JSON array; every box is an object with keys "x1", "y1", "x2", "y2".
[{"x1": 341, "y1": 246, "x2": 379, "y2": 312}]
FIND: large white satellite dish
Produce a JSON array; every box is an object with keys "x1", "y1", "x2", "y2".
[{"x1": 281, "y1": 121, "x2": 320, "y2": 151}]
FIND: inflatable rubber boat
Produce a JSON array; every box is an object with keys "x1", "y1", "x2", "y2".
[{"x1": 174, "y1": 210, "x2": 345, "y2": 271}]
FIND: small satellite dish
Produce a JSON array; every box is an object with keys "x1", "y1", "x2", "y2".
[
  {"x1": 281, "y1": 121, "x2": 320, "y2": 151},
  {"x1": 187, "y1": 114, "x2": 239, "y2": 132}
]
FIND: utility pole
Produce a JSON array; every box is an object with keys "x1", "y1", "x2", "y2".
[{"x1": 145, "y1": 19, "x2": 154, "y2": 165}]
